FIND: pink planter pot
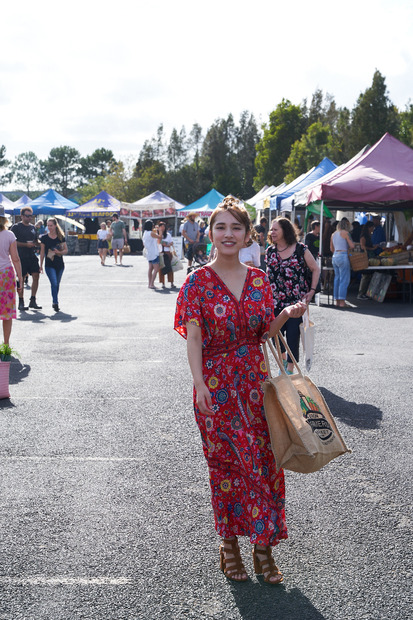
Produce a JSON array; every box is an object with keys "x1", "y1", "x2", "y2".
[{"x1": 0, "y1": 361, "x2": 11, "y2": 399}]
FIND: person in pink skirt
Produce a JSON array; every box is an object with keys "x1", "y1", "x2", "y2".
[{"x1": 0, "y1": 209, "x2": 23, "y2": 345}]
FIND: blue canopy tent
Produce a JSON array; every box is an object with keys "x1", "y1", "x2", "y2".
[
  {"x1": 178, "y1": 189, "x2": 225, "y2": 217},
  {"x1": 271, "y1": 158, "x2": 337, "y2": 213},
  {"x1": 66, "y1": 190, "x2": 121, "y2": 217},
  {"x1": 29, "y1": 189, "x2": 78, "y2": 215}
]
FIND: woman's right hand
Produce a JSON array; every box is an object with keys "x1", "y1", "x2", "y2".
[
  {"x1": 284, "y1": 300, "x2": 307, "y2": 318},
  {"x1": 195, "y1": 382, "x2": 214, "y2": 415}
]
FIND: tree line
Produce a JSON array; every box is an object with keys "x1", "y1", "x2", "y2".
[{"x1": 1, "y1": 71, "x2": 412, "y2": 205}]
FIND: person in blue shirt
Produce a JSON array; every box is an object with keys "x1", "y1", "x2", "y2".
[{"x1": 371, "y1": 215, "x2": 386, "y2": 255}]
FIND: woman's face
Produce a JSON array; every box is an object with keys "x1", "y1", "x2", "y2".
[
  {"x1": 47, "y1": 220, "x2": 56, "y2": 233},
  {"x1": 210, "y1": 211, "x2": 249, "y2": 255},
  {"x1": 270, "y1": 221, "x2": 285, "y2": 245},
  {"x1": 159, "y1": 224, "x2": 165, "y2": 232},
  {"x1": 101, "y1": 223, "x2": 106, "y2": 230}
]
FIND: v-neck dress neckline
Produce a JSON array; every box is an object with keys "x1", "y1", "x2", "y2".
[{"x1": 205, "y1": 265, "x2": 250, "y2": 303}]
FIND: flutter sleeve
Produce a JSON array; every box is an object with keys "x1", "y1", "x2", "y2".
[
  {"x1": 174, "y1": 274, "x2": 202, "y2": 340},
  {"x1": 259, "y1": 273, "x2": 275, "y2": 343}
]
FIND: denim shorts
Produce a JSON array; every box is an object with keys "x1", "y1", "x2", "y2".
[{"x1": 149, "y1": 256, "x2": 160, "y2": 264}]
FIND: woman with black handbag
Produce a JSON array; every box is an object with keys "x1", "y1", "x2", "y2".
[
  {"x1": 158, "y1": 222, "x2": 176, "y2": 289},
  {"x1": 266, "y1": 217, "x2": 320, "y2": 374}
]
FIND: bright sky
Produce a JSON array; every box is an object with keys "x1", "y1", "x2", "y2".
[{"x1": 1, "y1": 0, "x2": 413, "y2": 169}]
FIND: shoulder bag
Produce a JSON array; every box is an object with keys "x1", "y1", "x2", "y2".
[{"x1": 171, "y1": 251, "x2": 184, "y2": 272}]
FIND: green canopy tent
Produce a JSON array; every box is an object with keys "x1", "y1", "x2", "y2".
[{"x1": 304, "y1": 201, "x2": 333, "y2": 231}]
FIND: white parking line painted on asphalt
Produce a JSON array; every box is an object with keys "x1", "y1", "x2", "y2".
[
  {"x1": 0, "y1": 456, "x2": 143, "y2": 462},
  {"x1": 11, "y1": 395, "x2": 160, "y2": 400},
  {"x1": 0, "y1": 576, "x2": 132, "y2": 585}
]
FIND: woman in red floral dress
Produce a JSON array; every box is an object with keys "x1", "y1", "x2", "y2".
[{"x1": 174, "y1": 197, "x2": 306, "y2": 583}]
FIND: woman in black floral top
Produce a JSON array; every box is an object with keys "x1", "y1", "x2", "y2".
[{"x1": 266, "y1": 217, "x2": 320, "y2": 373}]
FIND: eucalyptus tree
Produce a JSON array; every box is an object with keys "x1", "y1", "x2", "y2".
[
  {"x1": 0, "y1": 145, "x2": 11, "y2": 186},
  {"x1": 39, "y1": 146, "x2": 82, "y2": 197},
  {"x1": 79, "y1": 148, "x2": 117, "y2": 183},
  {"x1": 254, "y1": 99, "x2": 305, "y2": 189},
  {"x1": 10, "y1": 151, "x2": 40, "y2": 192},
  {"x1": 284, "y1": 122, "x2": 338, "y2": 183},
  {"x1": 398, "y1": 101, "x2": 413, "y2": 148},
  {"x1": 201, "y1": 114, "x2": 239, "y2": 195},
  {"x1": 350, "y1": 70, "x2": 400, "y2": 152},
  {"x1": 236, "y1": 111, "x2": 260, "y2": 199}
]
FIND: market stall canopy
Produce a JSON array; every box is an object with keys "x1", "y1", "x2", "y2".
[
  {"x1": 0, "y1": 193, "x2": 16, "y2": 214},
  {"x1": 276, "y1": 158, "x2": 337, "y2": 212},
  {"x1": 247, "y1": 184, "x2": 285, "y2": 211},
  {"x1": 4, "y1": 193, "x2": 33, "y2": 216},
  {"x1": 304, "y1": 134, "x2": 413, "y2": 210},
  {"x1": 247, "y1": 185, "x2": 277, "y2": 206},
  {"x1": 54, "y1": 215, "x2": 86, "y2": 231},
  {"x1": 13, "y1": 194, "x2": 33, "y2": 209},
  {"x1": 124, "y1": 190, "x2": 185, "y2": 219},
  {"x1": 66, "y1": 190, "x2": 121, "y2": 217},
  {"x1": 29, "y1": 189, "x2": 78, "y2": 215},
  {"x1": 177, "y1": 189, "x2": 224, "y2": 217}
]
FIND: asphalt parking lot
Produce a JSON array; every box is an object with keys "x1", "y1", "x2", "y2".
[{"x1": 0, "y1": 254, "x2": 412, "y2": 620}]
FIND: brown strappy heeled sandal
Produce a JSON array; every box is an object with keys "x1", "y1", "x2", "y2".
[
  {"x1": 252, "y1": 545, "x2": 283, "y2": 584},
  {"x1": 219, "y1": 537, "x2": 249, "y2": 582}
]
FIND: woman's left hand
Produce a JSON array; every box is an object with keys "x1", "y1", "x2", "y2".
[{"x1": 303, "y1": 290, "x2": 314, "y2": 304}]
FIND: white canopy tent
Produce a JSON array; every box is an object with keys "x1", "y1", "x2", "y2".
[{"x1": 122, "y1": 190, "x2": 186, "y2": 235}]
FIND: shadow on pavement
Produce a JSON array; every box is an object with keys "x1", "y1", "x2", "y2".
[
  {"x1": 17, "y1": 310, "x2": 48, "y2": 323},
  {"x1": 319, "y1": 387, "x2": 382, "y2": 430},
  {"x1": 9, "y1": 359, "x2": 31, "y2": 385},
  {"x1": 50, "y1": 312, "x2": 77, "y2": 323},
  {"x1": 230, "y1": 583, "x2": 326, "y2": 620},
  {"x1": 18, "y1": 311, "x2": 77, "y2": 323},
  {"x1": 0, "y1": 398, "x2": 15, "y2": 409}
]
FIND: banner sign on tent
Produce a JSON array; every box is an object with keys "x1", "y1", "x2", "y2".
[{"x1": 120, "y1": 207, "x2": 175, "y2": 218}]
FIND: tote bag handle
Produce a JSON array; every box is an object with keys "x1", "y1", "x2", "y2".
[
  {"x1": 263, "y1": 331, "x2": 304, "y2": 379},
  {"x1": 302, "y1": 306, "x2": 310, "y2": 329}
]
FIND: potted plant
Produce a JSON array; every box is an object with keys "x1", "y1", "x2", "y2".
[{"x1": 0, "y1": 344, "x2": 19, "y2": 399}]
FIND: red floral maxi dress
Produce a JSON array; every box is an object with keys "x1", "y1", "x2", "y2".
[{"x1": 174, "y1": 265, "x2": 287, "y2": 547}]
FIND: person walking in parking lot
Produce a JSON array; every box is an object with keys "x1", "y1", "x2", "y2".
[
  {"x1": 182, "y1": 212, "x2": 200, "y2": 273},
  {"x1": 39, "y1": 218, "x2": 68, "y2": 312},
  {"x1": 110, "y1": 214, "x2": 127, "y2": 265},
  {"x1": 0, "y1": 208, "x2": 23, "y2": 344},
  {"x1": 11, "y1": 206, "x2": 42, "y2": 311},
  {"x1": 175, "y1": 196, "x2": 306, "y2": 584}
]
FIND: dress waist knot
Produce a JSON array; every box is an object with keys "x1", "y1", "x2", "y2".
[{"x1": 203, "y1": 337, "x2": 260, "y2": 356}]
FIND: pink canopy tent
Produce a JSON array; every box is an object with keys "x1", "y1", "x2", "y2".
[{"x1": 305, "y1": 133, "x2": 413, "y2": 210}]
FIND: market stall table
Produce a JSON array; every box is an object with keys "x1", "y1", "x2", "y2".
[{"x1": 321, "y1": 265, "x2": 413, "y2": 304}]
